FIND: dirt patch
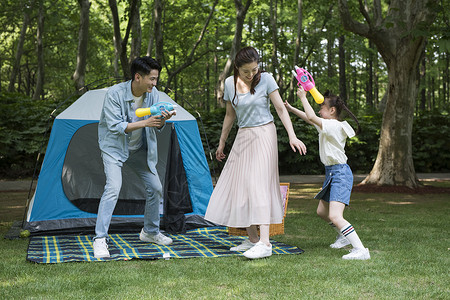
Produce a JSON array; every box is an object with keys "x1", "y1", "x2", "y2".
[{"x1": 352, "y1": 184, "x2": 450, "y2": 194}]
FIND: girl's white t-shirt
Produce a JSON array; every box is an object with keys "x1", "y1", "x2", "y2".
[{"x1": 314, "y1": 119, "x2": 355, "y2": 166}]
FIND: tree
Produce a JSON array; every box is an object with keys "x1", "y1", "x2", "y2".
[
  {"x1": 215, "y1": 0, "x2": 252, "y2": 104},
  {"x1": 109, "y1": 0, "x2": 139, "y2": 79},
  {"x1": 32, "y1": 0, "x2": 44, "y2": 100},
  {"x1": 338, "y1": 0, "x2": 438, "y2": 188},
  {"x1": 164, "y1": 0, "x2": 219, "y2": 89},
  {"x1": 338, "y1": 35, "x2": 347, "y2": 101},
  {"x1": 129, "y1": 0, "x2": 142, "y2": 64},
  {"x1": 153, "y1": 0, "x2": 163, "y2": 65},
  {"x1": 288, "y1": 0, "x2": 303, "y2": 102},
  {"x1": 269, "y1": 0, "x2": 281, "y2": 84},
  {"x1": 8, "y1": 2, "x2": 33, "y2": 92},
  {"x1": 72, "y1": 0, "x2": 90, "y2": 93}
]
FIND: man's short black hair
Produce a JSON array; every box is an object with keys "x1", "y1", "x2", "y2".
[{"x1": 130, "y1": 57, "x2": 162, "y2": 80}]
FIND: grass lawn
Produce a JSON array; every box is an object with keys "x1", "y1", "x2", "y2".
[{"x1": 0, "y1": 181, "x2": 449, "y2": 299}]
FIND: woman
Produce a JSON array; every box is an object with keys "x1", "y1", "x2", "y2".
[{"x1": 205, "y1": 47, "x2": 307, "y2": 259}]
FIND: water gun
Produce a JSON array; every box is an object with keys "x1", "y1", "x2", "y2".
[
  {"x1": 135, "y1": 102, "x2": 177, "y2": 118},
  {"x1": 292, "y1": 66, "x2": 324, "y2": 104}
]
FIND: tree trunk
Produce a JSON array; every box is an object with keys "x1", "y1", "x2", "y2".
[
  {"x1": 339, "y1": 0, "x2": 438, "y2": 188},
  {"x1": 146, "y1": 3, "x2": 155, "y2": 57},
  {"x1": 419, "y1": 47, "x2": 426, "y2": 111},
  {"x1": 269, "y1": 0, "x2": 280, "y2": 84},
  {"x1": 288, "y1": 0, "x2": 302, "y2": 102},
  {"x1": 33, "y1": 0, "x2": 45, "y2": 100},
  {"x1": 213, "y1": 26, "x2": 219, "y2": 109},
  {"x1": 366, "y1": 40, "x2": 374, "y2": 107},
  {"x1": 109, "y1": 0, "x2": 124, "y2": 77},
  {"x1": 129, "y1": 0, "x2": 142, "y2": 64},
  {"x1": 109, "y1": 0, "x2": 138, "y2": 79},
  {"x1": 327, "y1": 34, "x2": 333, "y2": 79},
  {"x1": 9, "y1": 7, "x2": 32, "y2": 92},
  {"x1": 365, "y1": 56, "x2": 420, "y2": 187},
  {"x1": 72, "y1": 0, "x2": 90, "y2": 94},
  {"x1": 215, "y1": 0, "x2": 252, "y2": 104},
  {"x1": 338, "y1": 35, "x2": 347, "y2": 101},
  {"x1": 154, "y1": 0, "x2": 164, "y2": 65}
]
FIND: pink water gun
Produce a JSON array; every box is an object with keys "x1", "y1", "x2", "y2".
[{"x1": 292, "y1": 66, "x2": 324, "y2": 104}]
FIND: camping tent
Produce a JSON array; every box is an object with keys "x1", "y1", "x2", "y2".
[{"x1": 25, "y1": 88, "x2": 214, "y2": 234}]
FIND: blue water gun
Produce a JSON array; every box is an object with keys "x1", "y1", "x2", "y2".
[{"x1": 135, "y1": 102, "x2": 177, "y2": 117}]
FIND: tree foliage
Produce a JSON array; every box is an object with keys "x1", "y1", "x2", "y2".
[{"x1": 0, "y1": 0, "x2": 448, "y2": 180}]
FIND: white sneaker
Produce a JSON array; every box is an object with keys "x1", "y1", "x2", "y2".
[
  {"x1": 243, "y1": 241, "x2": 272, "y2": 259},
  {"x1": 140, "y1": 229, "x2": 173, "y2": 245},
  {"x1": 93, "y1": 237, "x2": 110, "y2": 258},
  {"x1": 330, "y1": 235, "x2": 351, "y2": 249},
  {"x1": 342, "y1": 248, "x2": 371, "y2": 260},
  {"x1": 230, "y1": 239, "x2": 257, "y2": 251}
]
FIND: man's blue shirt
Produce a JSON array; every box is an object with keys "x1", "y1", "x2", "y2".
[{"x1": 98, "y1": 80, "x2": 161, "y2": 173}]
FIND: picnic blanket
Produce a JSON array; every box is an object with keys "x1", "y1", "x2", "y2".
[{"x1": 27, "y1": 226, "x2": 304, "y2": 264}]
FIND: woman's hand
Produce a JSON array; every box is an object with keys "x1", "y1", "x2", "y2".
[
  {"x1": 215, "y1": 143, "x2": 226, "y2": 162},
  {"x1": 289, "y1": 137, "x2": 307, "y2": 155}
]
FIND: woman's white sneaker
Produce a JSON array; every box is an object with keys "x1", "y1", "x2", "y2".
[
  {"x1": 243, "y1": 241, "x2": 272, "y2": 259},
  {"x1": 342, "y1": 247, "x2": 370, "y2": 260},
  {"x1": 230, "y1": 239, "x2": 257, "y2": 251}
]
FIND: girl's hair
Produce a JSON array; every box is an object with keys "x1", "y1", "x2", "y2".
[
  {"x1": 323, "y1": 91, "x2": 361, "y2": 135},
  {"x1": 232, "y1": 47, "x2": 262, "y2": 105}
]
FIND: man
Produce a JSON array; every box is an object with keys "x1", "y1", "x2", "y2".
[{"x1": 93, "y1": 57, "x2": 175, "y2": 258}]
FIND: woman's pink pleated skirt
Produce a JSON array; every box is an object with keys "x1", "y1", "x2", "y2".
[{"x1": 205, "y1": 122, "x2": 283, "y2": 227}]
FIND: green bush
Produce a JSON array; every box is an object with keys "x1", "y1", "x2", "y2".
[
  {"x1": 0, "y1": 92, "x2": 448, "y2": 179},
  {"x1": 412, "y1": 112, "x2": 450, "y2": 172},
  {"x1": 0, "y1": 93, "x2": 55, "y2": 178},
  {"x1": 198, "y1": 107, "x2": 449, "y2": 176}
]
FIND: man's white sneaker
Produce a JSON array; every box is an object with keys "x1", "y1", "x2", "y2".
[
  {"x1": 342, "y1": 247, "x2": 371, "y2": 260},
  {"x1": 230, "y1": 239, "x2": 257, "y2": 251},
  {"x1": 140, "y1": 229, "x2": 173, "y2": 245},
  {"x1": 330, "y1": 234, "x2": 351, "y2": 249},
  {"x1": 93, "y1": 237, "x2": 110, "y2": 258},
  {"x1": 243, "y1": 241, "x2": 272, "y2": 259}
]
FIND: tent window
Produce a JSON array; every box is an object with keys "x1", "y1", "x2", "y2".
[{"x1": 62, "y1": 123, "x2": 147, "y2": 215}]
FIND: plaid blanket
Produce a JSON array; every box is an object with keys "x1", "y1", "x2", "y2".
[{"x1": 27, "y1": 226, "x2": 304, "y2": 264}]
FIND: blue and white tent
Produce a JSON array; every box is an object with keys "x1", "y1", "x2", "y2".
[{"x1": 25, "y1": 88, "x2": 214, "y2": 234}]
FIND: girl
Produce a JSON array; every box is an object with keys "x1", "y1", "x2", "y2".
[
  {"x1": 285, "y1": 87, "x2": 370, "y2": 260},
  {"x1": 205, "y1": 47, "x2": 307, "y2": 259}
]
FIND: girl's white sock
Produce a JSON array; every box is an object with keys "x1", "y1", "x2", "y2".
[{"x1": 339, "y1": 223, "x2": 364, "y2": 249}]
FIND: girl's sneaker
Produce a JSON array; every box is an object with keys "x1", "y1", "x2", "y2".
[
  {"x1": 230, "y1": 239, "x2": 257, "y2": 251},
  {"x1": 330, "y1": 235, "x2": 351, "y2": 249},
  {"x1": 342, "y1": 247, "x2": 370, "y2": 260},
  {"x1": 243, "y1": 242, "x2": 272, "y2": 259}
]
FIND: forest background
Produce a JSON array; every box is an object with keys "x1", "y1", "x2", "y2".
[{"x1": 0, "y1": 0, "x2": 449, "y2": 187}]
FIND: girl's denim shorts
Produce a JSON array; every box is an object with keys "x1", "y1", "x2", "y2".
[{"x1": 314, "y1": 164, "x2": 353, "y2": 205}]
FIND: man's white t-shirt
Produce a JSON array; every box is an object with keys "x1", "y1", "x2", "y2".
[{"x1": 128, "y1": 95, "x2": 144, "y2": 151}]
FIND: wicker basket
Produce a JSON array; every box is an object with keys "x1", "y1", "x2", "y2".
[{"x1": 227, "y1": 182, "x2": 290, "y2": 237}]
